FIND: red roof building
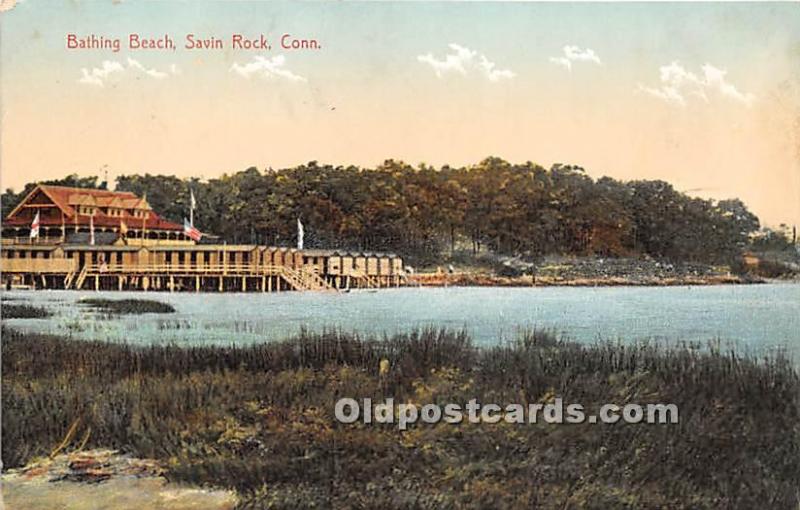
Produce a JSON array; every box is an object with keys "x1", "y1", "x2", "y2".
[{"x1": 3, "y1": 185, "x2": 189, "y2": 245}]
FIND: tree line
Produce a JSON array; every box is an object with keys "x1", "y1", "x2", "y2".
[{"x1": 2, "y1": 158, "x2": 763, "y2": 264}]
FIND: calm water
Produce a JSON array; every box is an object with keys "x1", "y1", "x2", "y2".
[{"x1": 2, "y1": 284, "x2": 799, "y2": 357}]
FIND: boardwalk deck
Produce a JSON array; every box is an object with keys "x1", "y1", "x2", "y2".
[
  {"x1": 68, "y1": 264, "x2": 338, "y2": 292},
  {"x1": 2, "y1": 245, "x2": 405, "y2": 292}
]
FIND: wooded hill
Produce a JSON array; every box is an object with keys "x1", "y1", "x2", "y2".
[{"x1": 2, "y1": 158, "x2": 762, "y2": 265}]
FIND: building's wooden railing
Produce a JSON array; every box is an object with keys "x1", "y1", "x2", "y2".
[
  {"x1": 2, "y1": 258, "x2": 77, "y2": 273},
  {"x1": 349, "y1": 271, "x2": 380, "y2": 289},
  {"x1": 71, "y1": 263, "x2": 338, "y2": 292},
  {"x1": 77, "y1": 263, "x2": 293, "y2": 275},
  {"x1": 1, "y1": 237, "x2": 197, "y2": 247},
  {"x1": 2, "y1": 237, "x2": 65, "y2": 246}
]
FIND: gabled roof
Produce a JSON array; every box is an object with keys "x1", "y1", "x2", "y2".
[
  {"x1": 96, "y1": 196, "x2": 125, "y2": 208},
  {"x1": 302, "y1": 249, "x2": 338, "y2": 257},
  {"x1": 68, "y1": 194, "x2": 98, "y2": 207},
  {"x1": 120, "y1": 197, "x2": 151, "y2": 210},
  {"x1": 9, "y1": 185, "x2": 141, "y2": 218},
  {"x1": 44, "y1": 185, "x2": 138, "y2": 215},
  {"x1": 4, "y1": 184, "x2": 182, "y2": 232}
]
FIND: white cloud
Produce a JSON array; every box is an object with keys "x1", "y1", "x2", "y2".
[
  {"x1": 549, "y1": 45, "x2": 602, "y2": 71},
  {"x1": 417, "y1": 43, "x2": 515, "y2": 82},
  {"x1": 700, "y1": 64, "x2": 755, "y2": 105},
  {"x1": 78, "y1": 60, "x2": 125, "y2": 87},
  {"x1": 126, "y1": 58, "x2": 168, "y2": 79},
  {"x1": 229, "y1": 55, "x2": 307, "y2": 82},
  {"x1": 639, "y1": 61, "x2": 755, "y2": 107},
  {"x1": 549, "y1": 56, "x2": 571, "y2": 71},
  {"x1": 77, "y1": 59, "x2": 176, "y2": 86},
  {"x1": 0, "y1": 0, "x2": 24, "y2": 13}
]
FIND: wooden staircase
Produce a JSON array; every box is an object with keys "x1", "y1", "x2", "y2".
[
  {"x1": 71, "y1": 265, "x2": 90, "y2": 290},
  {"x1": 279, "y1": 267, "x2": 336, "y2": 292},
  {"x1": 64, "y1": 268, "x2": 77, "y2": 289},
  {"x1": 299, "y1": 268, "x2": 336, "y2": 291}
]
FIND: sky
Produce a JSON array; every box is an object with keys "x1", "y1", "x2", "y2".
[{"x1": 1, "y1": 1, "x2": 798, "y2": 228}]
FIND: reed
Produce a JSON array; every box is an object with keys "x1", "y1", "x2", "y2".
[
  {"x1": 1, "y1": 303, "x2": 52, "y2": 319},
  {"x1": 79, "y1": 298, "x2": 176, "y2": 315},
  {"x1": 3, "y1": 327, "x2": 798, "y2": 509}
]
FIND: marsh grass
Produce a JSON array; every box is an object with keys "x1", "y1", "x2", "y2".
[
  {"x1": 79, "y1": 298, "x2": 176, "y2": 315},
  {"x1": 3, "y1": 326, "x2": 799, "y2": 509},
  {"x1": 2, "y1": 303, "x2": 52, "y2": 319}
]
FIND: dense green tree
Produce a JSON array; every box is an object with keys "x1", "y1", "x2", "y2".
[{"x1": 1, "y1": 160, "x2": 763, "y2": 264}]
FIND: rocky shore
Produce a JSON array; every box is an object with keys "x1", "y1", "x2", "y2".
[
  {"x1": 410, "y1": 257, "x2": 763, "y2": 287},
  {"x1": 409, "y1": 272, "x2": 754, "y2": 287}
]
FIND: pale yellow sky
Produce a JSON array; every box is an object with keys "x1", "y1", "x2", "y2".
[{"x1": 1, "y1": 2, "x2": 798, "y2": 228}]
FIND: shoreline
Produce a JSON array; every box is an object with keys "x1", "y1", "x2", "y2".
[
  {"x1": 408, "y1": 272, "x2": 768, "y2": 288},
  {"x1": 2, "y1": 449, "x2": 237, "y2": 510}
]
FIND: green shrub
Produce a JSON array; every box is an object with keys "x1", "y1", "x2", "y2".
[
  {"x1": 3, "y1": 327, "x2": 799, "y2": 509},
  {"x1": 79, "y1": 298, "x2": 176, "y2": 315},
  {"x1": 2, "y1": 303, "x2": 51, "y2": 319}
]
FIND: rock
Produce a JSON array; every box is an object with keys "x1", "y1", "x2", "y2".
[{"x1": 1, "y1": 449, "x2": 237, "y2": 510}]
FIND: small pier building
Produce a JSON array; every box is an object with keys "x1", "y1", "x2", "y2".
[{"x1": 2, "y1": 185, "x2": 404, "y2": 291}]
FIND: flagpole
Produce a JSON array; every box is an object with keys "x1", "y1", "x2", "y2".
[
  {"x1": 297, "y1": 218, "x2": 304, "y2": 250},
  {"x1": 189, "y1": 189, "x2": 196, "y2": 227},
  {"x1": 30, "y1": 211, "x2": 40, "y2": 244}
]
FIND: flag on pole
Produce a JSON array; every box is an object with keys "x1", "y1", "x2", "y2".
[
  {"x1": 29, "y1": 211, "x2": 40, "y2": 238},
  {"x1": 184, "y1": 218, "x2": 202, "y2": 242},
  {"x1": 89, "y1": 214, "x2": 95, "y2": 246},
  {"x1": 141, "y1": 194, "x2": 147, "y2": 245},
  {"x1": 119, "y1": 220, "x2": 129, "y2": 245},
  {"x1": 189, "y1": 189, "x2": 196, "y2": 227},
  {"x1": 297, "y1": 218, "x2": 304, "y2": 250}
]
